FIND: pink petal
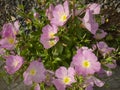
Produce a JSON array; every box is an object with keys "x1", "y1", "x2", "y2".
[
  {"x1": 23, "y1": 72, "x2": 32, "y2": 85},
  {"x1": 34, "y1": 84, "x2": 40, "y2": 90},
  {"x1": 85, "y1": 85, "x2": 93, "y2": 90},
  {"x1": 88, "y1": 3, "x2": 101, "y2": 14},
  {"x1": 53, "y1": 79, "x2": 65, "y2": 90},
  {"x1": 55, "y1": 66, "x2": 67, "y2": 79},
  {"x1": 63, "y1": 0, "x2": 69, "y2": 16},
  {"x1": 93, "y1": 77, "x2": 104, "y2": 87}
]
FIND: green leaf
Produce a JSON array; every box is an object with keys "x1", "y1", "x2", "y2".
[{"x1": 52, "y1": 57, "x2": 61, "y2": 64}]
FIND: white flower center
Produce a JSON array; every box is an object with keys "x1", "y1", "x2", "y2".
[{"x1": 13, "y1": 60, "x2": 19, "y2": 67}]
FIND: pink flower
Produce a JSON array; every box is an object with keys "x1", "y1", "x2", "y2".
[
  {"x1": 92, "y1": 44, "x2": 97, "y2": 51},
  {"x1": 97, "y1": 68, "x2": 113, "y2": 77},
  {"x1": 71, "y1": 47, "x2": 101, "y2": 76},
  {"x1": 13, "y1": 21, "x2": 20, "y2": 34},
  {"x1": 85, "y1": 76, "x2": 104, "y2": 90},
  {"x1": 94, "y1": 29, "x2": 107, "y2": 40},
  {"x1": 83, "y1": 9, "x2": 98, "y2": 35},
  {"x1": 105, "y1": 60, "x2": 117, "y2": 69},
  {"x1": 1, "y1": 21, "x2": 19, "y2": 37},
  {"x1": 53, "y1": 67, "x2": 76, "y2": 90},
  {"x1": 0, "y1": 22, "x2": 19, "y2": 50},
  {"x1": 85, "y1": 85, "x2": 93, "y2": 90},
  {"x1": 0, "y1": 35, "x2": 16, "y2": 50},
  {"x1": 88, "y1": 3, "x2": 101, "y2": 14},
  {"x1": 44, "y1": 70, "x2": 54, "y2": 86},
  {"x1": 4, "y1": 55, "x2": 23, "y2": 74},
  {"x1": 97, "y1": 60, "x2": 116, "y2": 77},
  {"x1": 105, "y1": 70, "x2": 112, "y2": 76},
  {"x1": 34, "y1": 84, "x2": 40, "y2": 90},
  {"x1": 46, "y1": 4, "x2": 54, "y2": 20},
  {"x1": 50, "y1": 1, "x2": 69, "y2": 26},
  {"x1": 0, "y1": 47, "x2": 5, "y2": 55},
  {"x1": 1, "y1": 23, "x2": 14, "y2": 38},
  {"x1": 40, "y1": 24, "x2": 59, "y2": 49},
  {"x1": 23, "y1": 61, "x2": 46, "y2": 85},
  {"x1": 34, "y1": 12, "x2": 40, "y2": 19},
  {"x1": 97, "y1": 41, "x2": 115, "y2": 56}
]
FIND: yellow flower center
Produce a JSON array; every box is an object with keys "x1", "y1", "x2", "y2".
[
  {"x1": 30, "y1": 69, "x2": 36, "y2": 76},
  {"x1": 49, "y1": 40, "x2": 55, "y2": 46},
  {"x1": 60, "y1": 14, "x2": 67, "y2": 22},
  {"x1": 63, "y1": 76, "x2": 71, "y2": 84},
  {"x1": 8, "y1": 37, "x2": 14, "y2": 44},
  {"x1": 106, "y1": 19, "x2": 109, "y2": 23},
  {"x1": 82, "y1": 60, "x2": 91, "y2": 68},
  {"x1": 49, "y1": 32, "x2": 55, "y2": 38},
  {"x1": 45, "y1": 74, "x2": 51, "y2": 82},
  {"x1": 13, "y1": 60, "x2": 19, "y2": 67},
  {"x1": 13, "y1": 30, "x2": 17, "y2": 35}
]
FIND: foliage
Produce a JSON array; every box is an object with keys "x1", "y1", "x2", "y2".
[{"x1": 0, "y1": 0, "x2": 120, "y2": 90}]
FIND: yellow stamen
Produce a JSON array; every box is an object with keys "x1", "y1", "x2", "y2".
[
  {"x1": 60, "y1": 14, "x2": 67, "y2": 22},
  {"x1": 82, "y1": 60, "x2": 91, "y2": 68},
  {"x1": 63, "y1": 76, "x2": 71, "y2": 84},
  {"x1": 30, "y1": 69, "x2": 36, "y2": 76},
  {"x1": 13, "y1": 60, "x2": 19, "y2": 67},
  {"x1": 8, "y1": 37, "x2": 14, "y2": 44},
  {"x1": 49, "y1": 40, "x2": 55, "y2": 46},
  {"x1": 106, "y1": 19, "x2": 109, "y2": 23},
  {"x1": 49, "y1": 32, "x2": 55, "y2": 38}
]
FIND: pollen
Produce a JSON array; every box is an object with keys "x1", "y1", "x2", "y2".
[
  {"x1": 60, "y1": 14, "x2": 67, "y2": 22},
  {"x1": 8, "y1": 37, "x2": 14, "y2": 44},
  {"x1": 49, "y1": 40, "x2": 55, "y2": 46},
  {"x1": 63, "y1": 76, "x2": 71, "y2": 84},
  {"x1": 82, "y1": 60, "x2": 91, "y2": 68},
  {"x1": 30, "y1": 69, "x2": 36, "y2": 76},
  {"x1": 49, "y1": 32, "x2": 55, "y2": 38},
  {"x1": 13, "y1": 60, "x2": 19, "y2": 67},
  {"x1": 106, "y1": 19, "x2": 109, "y2": 23}
]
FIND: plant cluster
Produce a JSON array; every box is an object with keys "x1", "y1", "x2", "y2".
[{"x1": 0, "y1": 0, "x2": 118, "y2": 90}]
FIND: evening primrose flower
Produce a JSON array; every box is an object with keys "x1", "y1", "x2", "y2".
[
  {"x1": 13, "y1": 21, "x2": 20, "y2": 34},
  {"x1": 85, "y1": 76, "x2": 104, "y2": 90},
  {"x1": 0, "y1": 36, "x2": 16, "y2": 50},
  {"x1": 23, "y1": 61, "x2": 46, "y2": 85},
  {"x1": 97, "y1": 68, "x2": 114, "y2": 77},
  {"x1": 44, "y1": 70, "x2": 54, "y2": 86},
  {"x1": 40, "y1": 24, "x2": 59, "y2": 49},
  {"x1": 83, "y1": 9, "x2": 98, "y2": 35},
  {"x1": 97, "y1": 60, "x2": 117, "y2": 77},
  {"x1": 46, "y1": 4, "x2": 54, "y2": 20},
  {"x1": 1, "y1": 23, "x2": 14, "y2": 38},
  {"x1": 71, "y1": 47, "x2": 101, "y2": 76},
  {"x1": 0, "y1": 47, "x2": 5, "y2": 55},
  {"x1": 105, "y1": 60, "x2": 117, "y2": 69},
  {"x1": 4, "y1": 55, "x2": 23, "y2": 74},
  {"x1": 0, "y1": 22, "x2": 19, "y2": 50},
  {"x1": 1, "y1": 21, "x2": 19, "y2": 37},
  {"x1": 97, "y1": 41, "x2": 115, "y2": 56},
  {"x1": 94, "y1": 29, "x2": 107, "y2": 40},
  {"x1": 50, "y1": 1, "x2": 69, "y2": 26},
  {"x1": 88, "y1": 3, "x2": 101, "y2": 14},
  {"x1": 34, "y1": 84, "x2": 40, "y2": 90},
  {"x1": 34, "y1": 12, "x2": 40, "y2": 19},
  {"x1": 53, "y1": 67, "x2": 76, "y2": 90}
]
